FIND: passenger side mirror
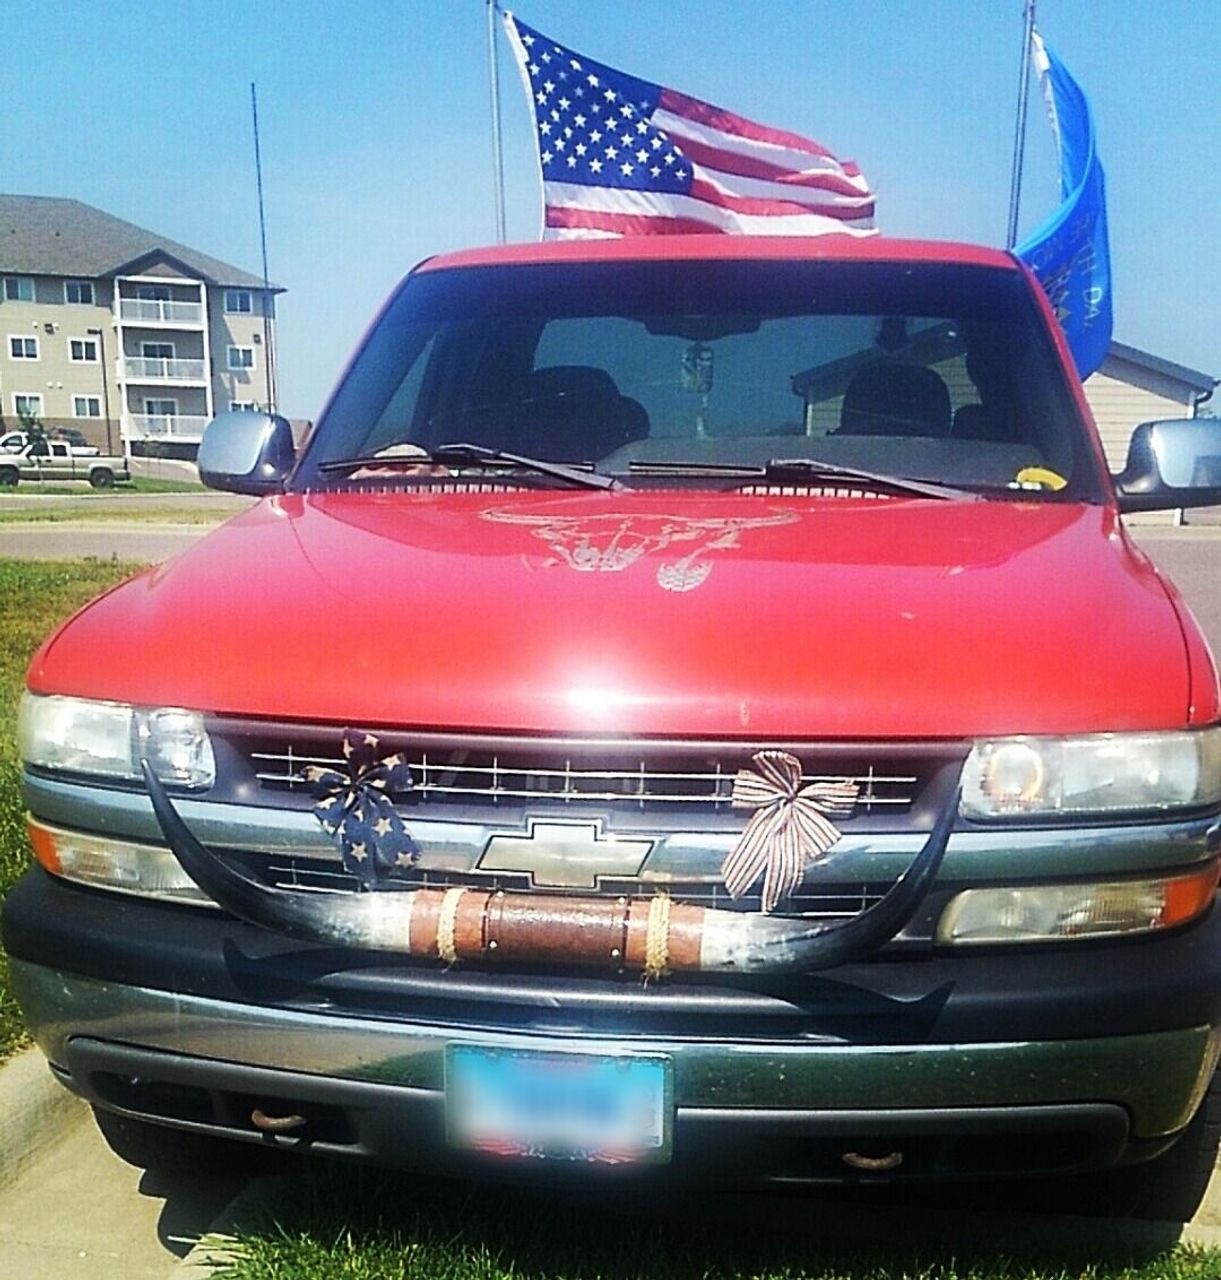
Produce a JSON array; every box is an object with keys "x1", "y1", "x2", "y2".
[
  {"x1": 197, "y1": 411, "x2": 295, "y2": 495},
  {"x1": 1114, "y1": 418, "x2": 1221, "y2": 513}
]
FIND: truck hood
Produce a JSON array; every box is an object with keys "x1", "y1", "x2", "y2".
[{"x1": 31, "y1": 490, "x2": 1194, "y2": 738}]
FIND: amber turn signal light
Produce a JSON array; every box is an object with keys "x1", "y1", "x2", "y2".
[
  {"x1": 26, "y1": 815, "x2": 62, "y2": 876},
  {"x1": 1160, "y1": 860, "x2": 1221, "y2": 928}
]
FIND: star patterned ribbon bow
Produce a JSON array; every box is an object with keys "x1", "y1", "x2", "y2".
[
  {"x1": 721, "y1": 751, "x2": 859, "y2": 913},
  {"x1": 303, "y1": 730, "x2": 418, "y2": 889}
]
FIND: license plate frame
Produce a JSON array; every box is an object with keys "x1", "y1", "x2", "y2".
[{"x1": 444, "y1": 1043, "x2": 673, "y2": 1165}]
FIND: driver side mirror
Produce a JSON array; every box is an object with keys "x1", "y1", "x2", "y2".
[
  {"x1": 197, "y1": 411, "x2": 296, "y2": 495},
  {"x1": 1114, "y1": 418, "x2": 1221, "y2": 513}
]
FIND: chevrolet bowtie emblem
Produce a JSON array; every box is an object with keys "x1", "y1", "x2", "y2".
[{"x1": 477, "y1": 819, "x2": 655, "y2": 889}]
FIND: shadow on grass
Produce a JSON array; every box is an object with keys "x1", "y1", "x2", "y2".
[
  {"x1": 210, "y1": 1162, "x2": 1215, "y2": 1280},
  {"x1": 137, "y1": 1166, "x2": 252, "y2": 1261}
]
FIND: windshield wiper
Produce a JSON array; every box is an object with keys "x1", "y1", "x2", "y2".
[
  {"x1": 318, "y1": 441, "x2": 618, "y2": 491},
  {"x1": 761, "y1": 458, "x2": 978, "y2": 501},
  {"x1": 430, "y1": 442, "x2": 618, "y2": 490},
  {"x1": 628, "y1": 457, "x2": 976, "y2": 500}
]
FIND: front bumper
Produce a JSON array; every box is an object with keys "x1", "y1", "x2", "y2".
[{"x1": 6, "y1": 869, "x2": 1221, "y2": 1183}]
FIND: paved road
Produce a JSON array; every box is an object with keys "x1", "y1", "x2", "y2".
[
  {"x1": 1134, "y1": 528, "x2": 1221, "y2": 656},
  {"x1": 0, "y1": 521, "x2": 210, "y2": 563},
  {"x1": 0, "y1": 490, "x2": 251, "y2": 564},
  {"x1": 0, "y1": 492, "x2": 249, "y2": 515}
]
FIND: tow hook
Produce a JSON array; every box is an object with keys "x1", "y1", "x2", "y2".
[{"x1": 250, "y1": 1108, "x2": 307, "y2": 1134}]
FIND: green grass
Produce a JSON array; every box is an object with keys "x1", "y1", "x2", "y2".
[
  {"x1": 206, "y1": 1167, "x2": 1221, "y2": 1280},
  {"x1": 0, "y1": 557, "x2": 142, "y2": 1058},
  {"x1": 121, "y1": 476, "x2": 207, "y2": 493},
  {"x1": 4, "y1": 477, "x2": 205, "y2": 496},
  {"x1": 0, "y1": 504, "x2": 230, "y2": 525}
]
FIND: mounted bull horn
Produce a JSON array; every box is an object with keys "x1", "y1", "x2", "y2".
[{"x1": 141, "y1": 761, "x2": 958, "y2": 977}]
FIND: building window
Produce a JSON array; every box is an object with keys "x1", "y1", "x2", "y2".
[
  {"x1": 136, "y1": 285, "x2": 171, "y2": 302},
  {"x1": 230, "y1": 400, "x2": 259, "y2": 412},
  {"x1": 225, "y1": 289, "x2": 253, "y2": 314},
  {"x1": 8, "y1": 335, "x2": 38, "y2": 360},
  {"x1": 144, "y1": 398, "x2": 178, "y2": 416},
  {"x1": 64, "y1": 280, "x2": 95, "y2": 305},
  {"x1": 73, "y1": 396, "x2": 102, "y2": 418},
  {"x1": 69, "y1": 338, "x2": 99, "y2": 363},
  {"x1": 4, "y1": 278, "x2": 35, "y2": 303},
  {"x1": 228, "y1": 345, "x2": 255, "y2": 370},
  {"x1": 141, "y1": 341, "x2": 175, "y2": 359},
  {"x1": 13, "y1": 393, "x2": 44, "y2": 420}
]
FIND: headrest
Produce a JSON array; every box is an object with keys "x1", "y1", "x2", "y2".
[
  {"x1": 952, "y1": 403, "x2": 992, "y2": 440},
  {"x1": 529, "y1": 365, "x2": 621, "y2": 408},
  {"x1": 522, "y1": 365, "x2": 627, "y2": 461},
  {"x1": 839, "y1": 363, "x2": 952, "y2": 437}
]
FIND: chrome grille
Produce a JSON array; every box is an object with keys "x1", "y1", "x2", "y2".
[
  {"x1": 249, "y1": 851, "x2": 890, "y2": 918},
  {"x1": 249, "y1": 745, "x2": 918, "y2": 815},
  {"x1": 207, "y1": 723, "x2": 960, "y2": 920}
]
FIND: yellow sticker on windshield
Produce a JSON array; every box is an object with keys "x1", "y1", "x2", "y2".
[{"x1": 1013, "y1": 466, "x2": 1068, "y2": 491}]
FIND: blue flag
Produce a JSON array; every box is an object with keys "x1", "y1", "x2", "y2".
[{"x1": 1016, "y1": 31, "x2": 1112, "y2": 380}]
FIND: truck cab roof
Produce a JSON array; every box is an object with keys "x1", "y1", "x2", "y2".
[{"x1": 417, "y1": 235, "x2": 1020, "y2": 274}]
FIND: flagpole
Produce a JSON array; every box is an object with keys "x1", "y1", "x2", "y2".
[
  {"x1": 250, "y1": 82, "x2": 277, "y2": 414},
  {"x1": 487, "y1": 0, "x2": 507, "y2": 243},
  {"x1": 1005, "y1": 0, "x2": 1037, "y2": 248}
]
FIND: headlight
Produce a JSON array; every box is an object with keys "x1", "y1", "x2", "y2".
[
  {"x1": 961, "y1": 728, "x2": 1221, "y2": 819},
  {"x1": 18, "y1": 693, "x2": 215, "y2": 789}
]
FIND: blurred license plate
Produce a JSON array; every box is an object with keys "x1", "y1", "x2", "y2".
[{"x1": 445, "y1": 1045, "x2": 672, "y2": 1164}]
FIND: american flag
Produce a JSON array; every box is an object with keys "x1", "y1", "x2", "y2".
[{"x1": 502, "y1": 12, "x2": 876, "y2": 240}]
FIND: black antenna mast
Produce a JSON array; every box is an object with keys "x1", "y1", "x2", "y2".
[
  {"x1": 250, "y1": 82, "x2": 278, "y2": 414},
  {"x1": 1006, "y1": 0, "x2": 1037, "y2": 248}
]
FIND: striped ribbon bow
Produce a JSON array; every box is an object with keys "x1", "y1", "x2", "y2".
[
  {"x1": 721, "y1": 751, "x2": 859, "y2": 913},
  {"x1": 303, "y1": 730, "x2": 418, "y2": 890}
]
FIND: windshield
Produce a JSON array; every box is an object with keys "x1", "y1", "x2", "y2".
[{"x1": 299, "y1": 259, "x2": 1104, "y2": 499}]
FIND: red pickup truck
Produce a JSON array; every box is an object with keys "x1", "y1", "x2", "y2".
[{"x1": 7, "y1": 236, "x2": 1221, "y2": 1216}]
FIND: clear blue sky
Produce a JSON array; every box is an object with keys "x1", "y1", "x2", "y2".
[{"x1": 6, "y1": 0, "x2": 1218, "y2": 417}]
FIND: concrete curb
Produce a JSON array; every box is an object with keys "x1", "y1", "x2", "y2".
[
  {"x1": 0, "y1": 1047, "x2": 86, "y2": 1191},
  {"x1": 1183, "y1": 1221, "x2": 1221, "y2": 1246}
]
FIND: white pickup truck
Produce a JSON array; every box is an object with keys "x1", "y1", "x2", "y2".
[
  {"x1": 0, "y1": 440, "x2": 130, "y2": 488},
  {"x1": 1, "y1": 429, "x2": 99, "y2": 456}
]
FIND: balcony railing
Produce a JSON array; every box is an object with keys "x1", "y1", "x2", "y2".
[
  {"x1": 127, "y1": 414, "x2": 210, "y2": 441},
  {"x1": 123, "y1": 356, "x2": 207, "y2": 382},
  {"x1": 119, "y1": 298, "x2": 204, "y2": 325}
]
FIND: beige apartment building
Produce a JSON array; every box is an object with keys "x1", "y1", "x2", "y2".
[{"x1": 0, "y1": 194, "x2": 283, "y2": 458}]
